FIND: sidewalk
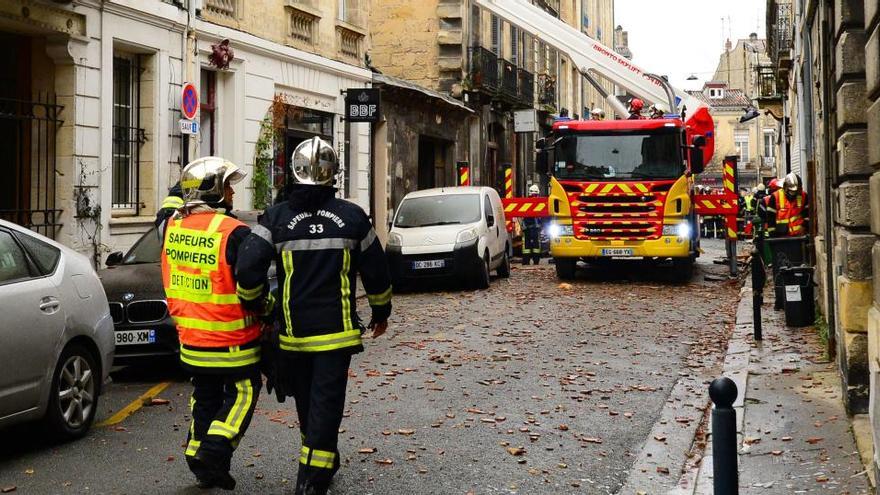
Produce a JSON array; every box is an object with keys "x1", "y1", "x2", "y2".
[{"x1": 690, "y1": 277, "x2": 873, "y2": 494}]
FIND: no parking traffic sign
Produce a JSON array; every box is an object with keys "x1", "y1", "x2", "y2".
[{"x1": 181, "y1": 82, "x2": 199, "y2": 120}]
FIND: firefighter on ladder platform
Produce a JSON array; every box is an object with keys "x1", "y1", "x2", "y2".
[
  {"x1": 161, "y1": 157, "x2": 267, "y2": 490},
  {"x1": 235, "y1": 137, "x2": 393, "y2": 495},
  {"x1": 521, "y1": 184, "x2": 543, "y2": 265},
  {"x1": 761, "y1": 173, "x2": 809, "y2": 238}
]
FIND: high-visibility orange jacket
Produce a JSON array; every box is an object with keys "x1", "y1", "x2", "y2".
[
  {"x1": 162, "y1": 212, "x2": 262, "y2": 351},
  {"x1": 765, "y1": 189, "x2": 808, "y2": 237}
]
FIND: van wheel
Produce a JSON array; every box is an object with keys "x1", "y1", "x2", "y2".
[
  {"x1": 555, "y1": 258, "x2": 577, "y2": 280},
  {"x1": 46, "y1": 344, "x2": 99, "y2": 440},
  {"x1": 473, "y1": 252, "x2": 491, "y2": 289},
  {"x1": 497, "y1": 248, "x2": 511, "y2": 278},
  {"x1": 671, "y1": 257, "x2": 695, "y2": 283}
]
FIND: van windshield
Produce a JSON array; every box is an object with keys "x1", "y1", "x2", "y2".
[{"x1": 394, "y1": 194, "x2": 481, "y2": 228}]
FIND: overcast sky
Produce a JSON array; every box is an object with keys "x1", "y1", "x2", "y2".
[{"x1": 615, "y1": 0, "x2": 766, "y2": 91}]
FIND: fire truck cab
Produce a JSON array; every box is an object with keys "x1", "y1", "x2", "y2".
[{"x1": 538, "y1": 118, "x2": 708, "y2": 279}]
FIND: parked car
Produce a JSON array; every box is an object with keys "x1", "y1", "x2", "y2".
[
  {"x1": 386, "y1": 186, "x2": 511, "y2": 290},
  {"x1": 99, "y1": 211, "x2": 273, "y2": 364},
  {"x1": 0, "y1": 220, "x2": 114, "y2": 439}
]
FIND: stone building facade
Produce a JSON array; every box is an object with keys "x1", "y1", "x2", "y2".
[
  {"x1": 369, "y1": 0, "x2": 617, "y2": 202},
  {"x1": 0, "y1": 0, "x2": 374, "y2": 264},
  {"x1": 766, "y1": 0, "x2": 880, "y2": 479}
]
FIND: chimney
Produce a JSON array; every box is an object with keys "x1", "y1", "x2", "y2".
[
  {"x1": 725, "y1": 38, "x2": 732, "y2": 52},
  {"x1": 749, "y1": 32, "x2": 758, "y2": 42}
]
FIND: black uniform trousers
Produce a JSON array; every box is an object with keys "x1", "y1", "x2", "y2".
[
  {"x1": 523, "y1": 227, "x2": 541, "y2": 265},
  {"x1": 285, "y1": 351, "x2": 352, "y2": 494},
  {"x1": 185, "y1": 369, "x2": 261, "y2": 476}
]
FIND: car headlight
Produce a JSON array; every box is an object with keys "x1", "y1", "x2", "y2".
[
  {"x1": 456, "y1": 229, "x2": 478, "y2": 244},
  {"x1": 387, "y1": 232, "x2": 403, "y2": 246},
  {"x1": 663, "y1": 222, "x2": 691, "y2": 238},
  {"x1": 548, "y1": 223, "x2": 574, "y2": 238}
]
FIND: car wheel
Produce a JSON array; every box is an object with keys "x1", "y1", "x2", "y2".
[
  {"x1": 473, "y1": 252, "x2": 491, "y2": 290},
  {"x1": 46, "y1": 344, "x2": 99, "y2": 440},
  {"x1": 497, "y1": 247, "x2": 511, "y2": 278},
  {"x1": 555, "y1": 258, "x2": 577, "y2": 280}
]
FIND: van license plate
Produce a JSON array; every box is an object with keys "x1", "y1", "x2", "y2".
[
  {"x1": 601, "y1": 248, "x2": 633, "y2": 257},
  {"x1": 413, "y1": 260, "x2": 445, "y2": 269},
  {"x1": 115, "y1": 329, "x2": 156, "y2": 346}
]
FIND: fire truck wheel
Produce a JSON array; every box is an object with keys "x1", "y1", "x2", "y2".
[
  {"x1": 497, "y1": 248, "x2": 511, "y2": 278},
  {"x1": 555, "y1": 258, "x2": 577, "y2": 280},
  {"x1": 671, "y1": 257, "x2": 695, "y2": 283}
]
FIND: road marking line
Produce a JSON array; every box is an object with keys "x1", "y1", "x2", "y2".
[{"x1": 97, "y1": 381, "x2": 172, "y2": 427}]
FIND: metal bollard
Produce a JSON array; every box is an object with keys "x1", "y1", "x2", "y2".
[
  {"x1": 710, "y1": 377, "x2": 739, "y2": 495},
  {"x1": 751, "y1": 247, "x2": 765, "y2": 341}
]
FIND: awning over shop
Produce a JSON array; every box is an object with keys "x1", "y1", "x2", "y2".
[{"x1": 372, "y1": 73, "x2": 474, "y2": 114}]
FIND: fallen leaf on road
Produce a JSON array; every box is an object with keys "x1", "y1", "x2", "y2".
[
  {"x1": 781, "y1": 436, "x2": 792, "y2": 442},
  {"x1": 654, "y1": 435, "x2": 667, "y2": 442},
  {"x1": 149, "y1": 398, "x2": 170, "y2": 406},
  {"x1": 358, "y1": 448, "x2": 377, "y2": 454},
  {"x1": 558, "y1": 424, "x2": 569, "y2": 431},
  {"x1": 582, "y1": 437, "x2": 603, "y2": 444},
  {"x1": 771, "y1": 450, "x2": 783, "y2": 456},
  {"x1": 375, "y1": 459, "x2": 394, "y2": 465},
  {"x1": 397, "y1": 429, "x2": 415, "y2": 436},
  {"x1": 806, "y1": 437, "x2": 824, "y2": 445},
  {"x1": 23, "y1": 470, "x2": 33, "y2": 475},
  {"x1": 506, "y1": 447, "x2": 526, "y2": 456},
  {"x1": 815, "y1": 475, "x2": 829, "y2": 482},
  {"x1": 558, "y1": 283, "x2": 573, "y2": 290},
  {"x1": 657, "y1": 466, "x2": 670, "y2": 474},
  {"x1": 1, "y1": 487, "x2": 16, "y2": 493},
  {"x1": 166, "y1": 455, "x2": 175, "y2": 462}
]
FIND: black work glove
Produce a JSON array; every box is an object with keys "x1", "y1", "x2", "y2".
[{"x1": 260, "y1": 323, "x2": 286, "y2": 403}]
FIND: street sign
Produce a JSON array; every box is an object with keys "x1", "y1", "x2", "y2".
[
  {"x1": 181, "y1": 82, "x2": 199, "y2": 120},
  {"x1": 179, "y1": 119, "x2": 200, "y2": 135},
  {"x1": 514, "y1": 109, "x2": 537, "y2": 133},
  {"x1": 345, "y1": 88, "x2": 381, "y2": 123}
]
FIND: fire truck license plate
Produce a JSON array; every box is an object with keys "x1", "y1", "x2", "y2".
[
  {"x1": 413, "y1": 260, "x2": 445, "y2": 270},
  {"x1": 115, "y1": 329, "x2": 156, "y2": 346},
  {"x1": 601, "y1": 248, "x2": 634, "y2": 257}
]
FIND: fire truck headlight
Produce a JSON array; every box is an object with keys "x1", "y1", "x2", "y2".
[
  {"x1": 388, "y1": 232, "x2": 403, "y2": 246},
  {"x1": 548, "y1": 224, "x2": 573, "y2": 238},
  {"x1": 663, "y1": 222, "x2": 691, "y2": 238}
]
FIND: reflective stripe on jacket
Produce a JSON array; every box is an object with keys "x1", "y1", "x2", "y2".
[
  {"x1": 773, "y1": 189, "x2": 807, "y2": 236},
  {"x1": 162, "y1": 212, "x2": 262, "y2": 353}
]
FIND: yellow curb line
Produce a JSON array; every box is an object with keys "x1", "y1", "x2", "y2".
[{"x1": 97, "y1": 381, "x2": 172, "y2": 427}]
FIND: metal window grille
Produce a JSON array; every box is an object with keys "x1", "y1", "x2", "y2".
[
  {"x1": 0, "y1": 94, "x2": 64, "y2": 238},
  {"x1": 112, "y1": 56, "x2": 145, "y2": 212},
  {"x1": 511, "y1": 26, "x2": 519, "y2": 66},
  {"x1": 491, "y1": 15, "x2": 500, "y2": 54}
]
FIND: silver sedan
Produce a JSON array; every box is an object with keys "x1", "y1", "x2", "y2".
[{"x1": 0, "y1": 220, "x2": 114, "y2": 439}]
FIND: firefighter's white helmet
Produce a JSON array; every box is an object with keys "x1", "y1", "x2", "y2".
[
  {"x1": 291, "y1": 137, "x2": 339, "y2": 186},
  {"x1": 590, "y1": 107, "x2": 605, "y2": 120},
  {"x1": 528, "y1": 184, "x2": 540, "y2": 195},
  {"x1": 180, "y1": 156, "x2": 246, "y2": 206}
]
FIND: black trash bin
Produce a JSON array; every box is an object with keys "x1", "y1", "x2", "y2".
[
  {"x1": 766, "y1": 237, "x2": 808, "y2": 310},
  {"x1": 780, "y1": 266, "x2": 815, "y2": 327}
]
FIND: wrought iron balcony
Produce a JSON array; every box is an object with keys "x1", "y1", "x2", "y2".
[
  {"x1": 500, "y1": 59, "x2": 518, "y2": 99},
  {"x1": 469, "y1": 46, "x2": 499, "y2": 93},
  {"x1": 767, "y1": 1, "x2": 793, "y2": 64},
  {"x1": 518, "y1": 68, "x2": 535, "y2": 107},
  {"x1": 537, "y1": 73, "x2": 556, "y2": 107},
  {"x1": 755, "y1": 65, "x2": 779, "y2": 99}
]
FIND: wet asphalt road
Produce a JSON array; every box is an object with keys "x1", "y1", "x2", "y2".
[{"x1": 0, "y1": 240, "x2": 741, "y2": 495}]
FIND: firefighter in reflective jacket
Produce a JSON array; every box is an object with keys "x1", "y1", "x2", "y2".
[
  {"x1": 235, "y1": 137, "x2": 393, "y2": 495},
  {"x1": 522, "y1": 184, "x2": 543, "y2": 265},
  {"x1": 161, "y1": 157, "x2": 267, "y2": 490},
  {"x1": 156, "y1": 182, "x2": 184, "y2": 227},
  {"x1": 761, "y1": 173, "x2": 809, "y2": 238}
]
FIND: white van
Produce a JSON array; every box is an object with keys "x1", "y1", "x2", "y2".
[{"x1": 386, "y1": 186, "x2": 510, "y2": 290}]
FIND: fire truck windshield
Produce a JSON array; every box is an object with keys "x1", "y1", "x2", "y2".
[{"x1": 552, "y1": 130, "x2": 684, "y2": 181}]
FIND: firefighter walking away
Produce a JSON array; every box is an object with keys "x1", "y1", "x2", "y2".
[
  {"x1": 161, "y1": 157, "x2": 269, "y2": 490},
  {"x1": 760, "y1": 173, "x2": 809, "y2": 238},
  {"x1": 236, "y1": 137, "x2": 393, "y2": 495}
]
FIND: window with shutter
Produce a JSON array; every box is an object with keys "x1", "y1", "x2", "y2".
[
  {"x1": 491, "y1": 15, "x2": 500, "y2": 54},
  {"x1": 511, "y1": 26, "x2": 519, "y2": 65}
]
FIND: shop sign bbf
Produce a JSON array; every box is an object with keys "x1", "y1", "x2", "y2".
[{"x1": 345, "y1": 88, "x2": 381, "y2": 123}]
